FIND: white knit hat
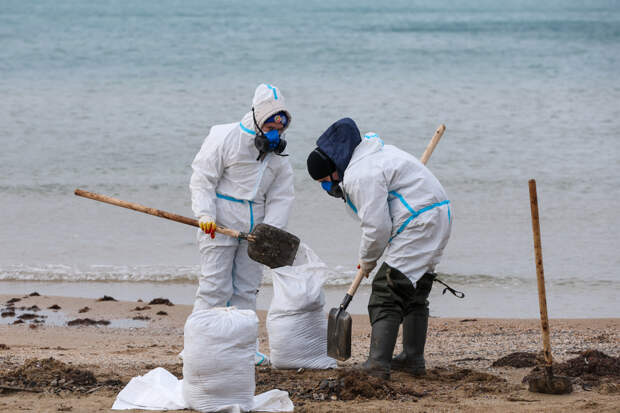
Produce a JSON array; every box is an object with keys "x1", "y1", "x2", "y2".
[{"x1": 252, "y1": 84, "x2": 292, "y2": 132}]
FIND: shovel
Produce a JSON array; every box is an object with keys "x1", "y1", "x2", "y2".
[
  {"x1": 327, "y1": 124, "x2": 447, "y2": 361},
  {"x1": 74, "y1": 189, "x2": 300, "y2": 269},
  {"x1": 526, "y1": 179, "x2": 572, "y2": 394}
]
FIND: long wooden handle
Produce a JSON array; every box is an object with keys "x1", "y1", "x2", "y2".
[
  {"x1": 347, "y1": 268, "x2": 366, "y2": 297},
  {"x1": 528, "y1": 179, "x2": 553, "y2": 366},
  {"x1": 74, "y1": 189, "x2": 245, "y2": 239},
  {"x1": 420, "y1": 124, "x2": 446, "y2": 165}
]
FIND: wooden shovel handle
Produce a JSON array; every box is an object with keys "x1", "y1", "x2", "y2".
[
  {"x1": 347, "y1": 268, "x2": 366, "y2": 297},
  {"x1": 528, "y1": 179, "x2": 553, "y2": 366},
  {"x1": 420, "y1": 124, "x2": 446, "y2": 165},
  {"x1": 74, "y1": 189, "x2": 246, "y2": 240}
]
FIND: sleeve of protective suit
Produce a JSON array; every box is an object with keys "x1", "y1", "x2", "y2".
[
  {"x1": 348, "y1": 172, "x2": 392, "y2": 265},
  {"x1": 262, "y1": 160, "x2": 295, "y2": 229},
  {"x1": 189, "y1": 130, "x2": 226, "y2": 220}
]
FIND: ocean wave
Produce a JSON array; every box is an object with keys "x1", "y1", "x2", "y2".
[
  {"x1": 0, "y1": 264, "x2": 201, "y2": 282},
  {"x1": 1, "y1": 264, "x2": 617, "y2": 290}
]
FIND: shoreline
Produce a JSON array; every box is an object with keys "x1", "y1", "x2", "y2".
[
  {"x1": 1, "y1": 280, "x2": 618, "y2": 318},
  {"x1": 1, "y1": 293, "x2": 618, "y2": 412}
]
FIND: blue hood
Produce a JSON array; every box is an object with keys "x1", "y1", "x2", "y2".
[{"x1": 316, "y1": 118, "x2": 361, "y2": 179}]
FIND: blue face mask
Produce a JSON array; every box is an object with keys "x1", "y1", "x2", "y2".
[
  {"x1": 321, "y1": 181, "x2": 333, "y2": 191},
  {"x1": 264, "y1": 129, "x2": 280, "y2": 150},
  {"x1": 320, "y1": 179, "x2": 345, "y2": 199}
]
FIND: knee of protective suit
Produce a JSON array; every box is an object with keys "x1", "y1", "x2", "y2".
[
  {"x1": 195, "y1": 274, "x2": 234, "y2": 309},
  {"x1": 193, "y1": 293, "x2": 231, "y2": 312},
  {"x1": 229, "y1": 295, "x2": 257, "y2": 311},
  {"x1": 194, "y1": 271, "x2": 234, "y2": 311}
]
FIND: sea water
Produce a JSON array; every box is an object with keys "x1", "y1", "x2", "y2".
[{"x1": 1, "y1": 0, "x2": 619, "y2": 317}]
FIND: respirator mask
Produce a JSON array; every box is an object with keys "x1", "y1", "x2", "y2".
[
  {"x1": 252, "y1": 108, "x2": 287, "y2": 160},
  {"x1": 320, "y1": 179, "x2": 345, "y2": 200}
]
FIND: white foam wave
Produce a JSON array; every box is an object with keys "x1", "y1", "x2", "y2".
[
  {"x1": 0, "y1": 264, "x2": 200, "y2": 282},
  {"x1": 1, "y1": 264, "x2": 617, "y2": 289}
]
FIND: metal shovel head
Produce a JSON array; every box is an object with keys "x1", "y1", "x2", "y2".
[
  {"x1": 327, "y1": 307, "x2": 352, "y2": 361},
  {"x1": 247, "y1": 223, "x2": 300, "y2": 269}
]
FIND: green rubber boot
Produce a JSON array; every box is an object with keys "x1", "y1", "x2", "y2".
[
  {"x1": 391, "y1": 311, "x2": 428, "y2": 376},
  {"x1": 361, "y1": 318, "x2": 400, "y2": 380}
]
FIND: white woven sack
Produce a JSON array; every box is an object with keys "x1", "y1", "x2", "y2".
[
  {"x1": 267, "y1": 243, "x2": 327, "y2": 314},
  {"x1": 182, "y1": 307, "x2": 258, "y2": 412},
  {"x1": 267, "y1": 244, "x2": 337, "y2": 369}
]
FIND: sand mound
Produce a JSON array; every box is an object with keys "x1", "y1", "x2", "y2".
[
  {"x1": 313, "y1": 370, "x2": 425, "y2": 401},
  {"x1": 256, "y1": 367, "x2": 423, "y2": 402},
  {"x1": 558, "y1": 350, "x2": 620, "y2": 378},
  {"x1": 492, "y1": 352, "x2": 539, "y2": 368},
  {"x1": 148, "y1": 298, "x2": 174, "y2": 306},
  {"x1": 256, "y1": 365, "x2": 510, "y2": 404},
  {"x1": 0, "y1": 358, "x2": 96, "y2": 391},
  {"x1": 426, "y1": 366, "x2": 505, "y2": 383},
  {"x1": 523, "y1": 350, "x2": 620, "y2": 387},
  {"x1": 67, "y1": 318, "x2": 110, "y2": 326}
]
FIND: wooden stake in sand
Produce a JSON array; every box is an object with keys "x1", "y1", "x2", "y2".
[{"x1": 527, "y1": 179, "x2": 572, "y2": 395}]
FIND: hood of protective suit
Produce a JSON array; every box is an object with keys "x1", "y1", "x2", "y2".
[
  {"x1": 347, "y1": 133, "x2": 385, "y2": 167},
  {"x1": 315, "y1": 118, "x2": 361, "y2": 179},
  {"x1": 247, "y1": 84, "x2": 292, "y2": 133}
]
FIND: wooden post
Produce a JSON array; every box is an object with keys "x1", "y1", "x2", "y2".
[
  {"x1": 420, "y1": 124, "x2": 446, "y2": 165},
  {"x1": 528, "y1": 179, "x2": 553, "y2": 367}
]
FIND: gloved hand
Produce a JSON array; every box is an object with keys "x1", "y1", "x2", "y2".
[
  {"x1": 357, "y1": 260, "x2": 377, "y2": 278},
  {"x1": 199, "y1": 216, "x2": 217, "y2": 239}
]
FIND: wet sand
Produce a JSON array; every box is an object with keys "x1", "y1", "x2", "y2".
[{"x1": 0, "y1": 293, "x2": 618, "y2": 412}]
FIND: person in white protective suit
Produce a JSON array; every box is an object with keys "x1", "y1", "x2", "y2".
[
  {"x1": 306, "y1": 118, "x2": 452, "y2": 379},
  {"x1": 190, "y1": 84, "x2": 294, "y2": 365}
]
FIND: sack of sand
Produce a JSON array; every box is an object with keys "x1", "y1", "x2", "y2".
[
  {"x1": 266, "y1": 244, "x2": 337, "y2": 369},
  {"x1": 182, "y1": 307, "x2": 257, "y2": 412}
]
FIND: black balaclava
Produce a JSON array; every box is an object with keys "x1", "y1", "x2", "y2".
[{"x1": 306, "y1": 148, "x2": 336, "y2": 180}]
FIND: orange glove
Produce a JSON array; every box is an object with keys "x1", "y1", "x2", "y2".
[{"x1": 199, "y1": 216, "x2": 217, "y2": 239}]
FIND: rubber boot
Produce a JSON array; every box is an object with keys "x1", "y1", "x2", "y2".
[
  {"x1": 361, "y1": 318, "x2": 400, "y2": 380},
  {"x1": 391, "y1": 311, "x2": 428, "y2": 376}
]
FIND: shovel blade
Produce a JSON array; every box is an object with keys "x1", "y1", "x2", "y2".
[
  {"x1": 247, "y1": 223, "x2": 300, "y2": 269},
  {"x1": 327, "y1": 307, "x2": 352, "y2": 361}
]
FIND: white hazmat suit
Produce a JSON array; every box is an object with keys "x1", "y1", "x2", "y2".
[
  {"x1": 309, "y1": 119, "x2": 452, "y2": 378},
  {"x1": 342, "y1": 133, "x2": 452, "y2": 286},
  {"x1": 189, "y1": 84, "x2": 294, "y2": 312}
]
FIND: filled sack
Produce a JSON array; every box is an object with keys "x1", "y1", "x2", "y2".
[
  {"x1": 182, "y1": 307, "x2": 258, "y2": 412},
  {"x1": 266, "y1": 244, "x2": 337, "y2": 369}
]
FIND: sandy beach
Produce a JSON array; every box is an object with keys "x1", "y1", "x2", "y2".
[
  {"x1": 0, "y1": 292, "x2": 618, "y2": 412},
  {"x1": 3, "y1": 2, "x2": 620, "y2": 412}
]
